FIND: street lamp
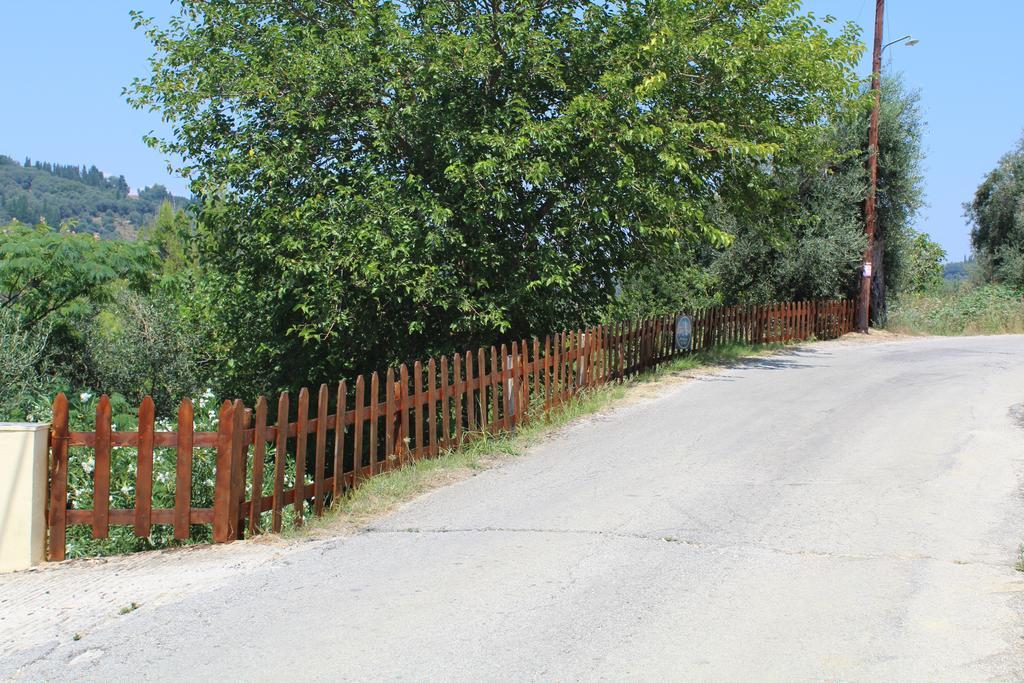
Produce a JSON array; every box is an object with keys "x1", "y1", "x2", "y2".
[
  {"x1": 857, "y1": 2, "x2": 919, "y2": 333},
  {"x1": 883, "y1": 35, "x2": 919, "y2": 52}
]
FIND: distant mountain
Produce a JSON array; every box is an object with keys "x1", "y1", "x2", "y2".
[{"x1": 0, "y1": 155, "x2": 190, "y2": 238}]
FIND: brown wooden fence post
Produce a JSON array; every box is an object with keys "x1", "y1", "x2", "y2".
[
  {"x1": 489, "y1": 346, "x2": 500, "y2": 432},
  {"x1": 384, "y1": 369, "x2": 395, "y2": 469},
  {"x1": 313, "y1": 385, "x2": 328, "y2": 515},
  {"x1": 173, "y1": 398, "x2": 194, "y2": 541},
  {"x1": 510, "y1": 341, "x2": 520, "y2": 428},
  {"x1": 212, "y1": 400, "x2": 235, "y2": 543},
  {"x1": 249, "y1": 396, "x2": 268, "y2": 535},
  {"x1": 440, "y1": 356, "x2": 452, "y2": 446},
  {"x1": 398, "y1": 366, "x2": 410, "y2": 464},
  {"x1": 477, "y1": 348, "x2": 488, "y2": 431},
  {"x1": 333, "y1": 380, "x2": 347, "y2": 496},
  {"x1": 93, "y1": 395, "x2": 111, "y2": 539},
  {"x1": 230, "y1": 400, "x2": 247, "y2": 539},
  {"x1": 368, "y1": 372, "x2": 380, "y2": 477},
  {"x1": 294, "y1": 388, "x2": 309, "y2": 523},
  {"x1": 272, "y1": 391, "x2": 288, "y2": 533},
  {"x1": 413, "y1": 361, "x2": 425, "y2": 458},
  {"x1": 350, "y1": 380, "x2": 363, "y2": 489},
  {"x1": 428, "y1": 359, "x2": 439, "y2": 456},
  {"x1": 464, "y1": 351, "x2": 476, "y2": 435},
  {"x1": 134, "y1": 396, "x2": 155, "y2": 538},
  {"x1": 46, "y1": 393, "x2": 70, "y2": 560}
]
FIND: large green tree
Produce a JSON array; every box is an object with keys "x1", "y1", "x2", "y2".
[
  {"x1": 611, "y1": 73, "x2": 928, "y2": 322},
  {"x1": 129, "y1": 0, "x2": 861, "y2": 397},
  {"x1": 706, "y1": 75, "x2": 923, "y2": 320},
  {"x1": 864, "y1": 76, "x2": 926, "y2": 322},
  {"x1": 966, "y1": 135, "x2": 1024, "y2": 287}
]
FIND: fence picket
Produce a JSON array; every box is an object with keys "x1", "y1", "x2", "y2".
[
  {"x1": 47, "y1": 393, "x2": 69, "y2": 560},
  {"x1": 533, "y1": 338, "x2": 541, "y2": 413},
  {"x1": 440, "y1": 356, "x2": 452, "y2": 450},
  {"x1": 543, "y1": 335, "x2": 552, "y2": 415},
  {"x1": 554, "y1": 332, "x2": 563, "y2": 405},
  {"x1": 477, "y1": 348, "x2": 488, "y2": 433},
  {"x1": 464, "y1": 351, "x2": 475, "y2": 435},
  {"x1": 334, "y1": 380, "x2": 347, "y2": 496},
  {"x1": 93, "y1": 395, "x2": 111, "y2": 539},
  {"x1": 134, "y1": 396, "x2": 155, "y2": 537},
  {"x1": 500, "y1": 343, "x2": 511, "y2": 430},
  {"x1": 399, "y1": 365, "x2": 411, "y2": 465},
  {"x1": 523, "y1": 339, "x2": 532, "y2": 415},
  {"x1": 272, "y1": 391, "x2": 288, "y2": 532},
  {"x1": 413, "y1": 361, "x2": 425, "y2": 458},
  {"x1": 313, "y1": 385, "x2": 328, "y2": 515},
  {"x1": 428, "y1": 359, "x2": 439, "y2": 457},
  {"x1": 294, "y1": 388, "x2": 309, "y2": 524},
  {"x1": 510, "y1": 342, "x2": 520, "y2": 426},
  {"x1": 452, "y1": 352, "x2": 460, "y2": 448},
  {"x1": 173, "y1": 398, "x2": 194, "y2": 540},
  {"x1": 230, "y1": 400, "x2": 246, "y2": 539},
  {"x1": 490, "y1": 346, "x2": 500, "y2": 433},
  {"x1": 353, "y1": 377, "x2": 365, "y2": 485},
  {"x1": 249, "y1": 397, "x2": 268, "y2": 535},
  {"x1": 369, "y1": 372, "x2": 379, "y2": 477},
  {"x1": 384, "y1": 369, "x2": 396, "y2": 470},
  {"x1": 212, "y1": 400, "x2": 234, "y2": 542}
]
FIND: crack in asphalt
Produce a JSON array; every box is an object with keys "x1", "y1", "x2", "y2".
[{"x1": 362, "y1": 525, "x2": 1011, "y2": 569}]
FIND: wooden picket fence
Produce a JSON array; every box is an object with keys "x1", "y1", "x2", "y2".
[{"x1": 46, "y1": 299, "x2": 854, "y2": 560}]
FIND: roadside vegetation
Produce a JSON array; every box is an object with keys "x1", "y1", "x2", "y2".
[
  {"x1": 888, "y1": 132, "x2": 1024, "y2": 337},
  {"x1": 887, "y1": 283, "x2": 1024, "y2": 336},
  {"x1": 1, "y1": 1, "x2": 945, "y2": 556}
]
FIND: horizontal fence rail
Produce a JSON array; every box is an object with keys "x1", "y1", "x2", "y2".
[{"x1": 46, "y1": 299, "x2": 854, "y2": 559}]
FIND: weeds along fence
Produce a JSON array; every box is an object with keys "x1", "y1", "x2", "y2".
[{"x1": 46, "y1": 299, "x2": 854, "y2": 560}]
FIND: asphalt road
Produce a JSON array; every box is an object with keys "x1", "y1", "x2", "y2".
[{"x1": 7, "y1": 335, "x2": 1024, "y2": 681}]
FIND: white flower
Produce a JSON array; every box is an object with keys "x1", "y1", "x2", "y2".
[{"x1": 80, "y1": 392, "x2": 93, "y2": 402}]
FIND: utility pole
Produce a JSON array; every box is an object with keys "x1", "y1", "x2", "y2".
[{"x1": 858, "y1": 0, "x2": 884, "y2": 333}]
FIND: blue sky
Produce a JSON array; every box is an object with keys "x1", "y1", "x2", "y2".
[
  {"x1": 805, "y1": 0, "x2": 1024, "y2": 261},
  {"x1": 2, "y1": 3, "x2": 183, "y2": 192},
  {"x1": 3, "y1": 1, "x2": 1022, "y2": 260}
]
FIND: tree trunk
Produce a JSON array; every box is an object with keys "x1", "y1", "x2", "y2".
[{"x1": 870, "y1": 237, "x2": 886, "y2": 326}]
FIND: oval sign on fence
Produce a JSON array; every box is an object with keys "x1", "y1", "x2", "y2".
[{"x1": 675, "y1": 314, "x2": 693, "y2": 352}]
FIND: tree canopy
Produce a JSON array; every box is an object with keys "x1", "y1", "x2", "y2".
[
  {"x1": 967, "y1": 135, "x2": 1024, "y2": 287},
  {"x1": 129, "y1": 0, "x2": 863, "y2": 396},
  {"x1": 0, "y1": 221, "x2": 155, "y2": 331}
]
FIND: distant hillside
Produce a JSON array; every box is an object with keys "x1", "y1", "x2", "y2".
[
  {"x1": 943, "y1": 258, "x2": 975, "y2": 282},
  {"x1": 0, "y1": 155, "x2": 189, "y2": 238}
]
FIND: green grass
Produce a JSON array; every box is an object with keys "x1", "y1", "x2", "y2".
[
  {"x1": 886, "y1": 283, "x2": 1024, "y2": 336},
  {"x1": 293, "y1": 340, "x2": 794, "y2": 536}
]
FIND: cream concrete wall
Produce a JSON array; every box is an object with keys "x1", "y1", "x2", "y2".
[{"x1": 0, "y1": 423, "x2": 50, "y2": 572}]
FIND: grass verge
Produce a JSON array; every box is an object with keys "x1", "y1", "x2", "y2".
[
  {"x1": 289, "y1": 340, "x2": 793, "y2": 539},
  {"x1": 886, "y1": 283, "x2": 1024, "y2": 336}
]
